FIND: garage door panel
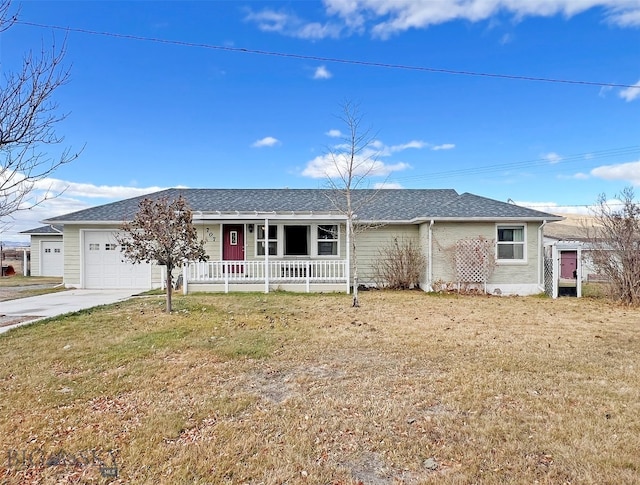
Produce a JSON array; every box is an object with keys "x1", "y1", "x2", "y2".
[
  {"x1": 41, "y1": 241, "x2": 63, "y2": 276},
  {"x1": 84, "y1": 231, "x2": 151, "y2": 289}
]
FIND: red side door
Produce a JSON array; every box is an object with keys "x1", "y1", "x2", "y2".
[
  {"x1": 560, "y1": 251, "x2": 577, "y2": 279},
  {"x1": 223, "y1": 225, "x2": 244, "y2": 273}
]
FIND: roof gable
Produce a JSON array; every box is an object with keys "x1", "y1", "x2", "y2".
[{"x1": 20, "y1": 224, "x2": 64, "y2": 235}]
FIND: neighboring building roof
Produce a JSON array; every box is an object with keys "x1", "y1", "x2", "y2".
[
  {"x1": 19, "y1": 224, "x2": 64, "y2": 235},
  {"x1": 42, "y1": 188, "x2": 563, "y2": 224}
]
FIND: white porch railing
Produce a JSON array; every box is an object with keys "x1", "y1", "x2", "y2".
[{"x1": 184, "y1": 259, "x2": 348, "y2": 293}]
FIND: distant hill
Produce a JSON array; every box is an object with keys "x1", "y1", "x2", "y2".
[
  {"x1": 0, "y1": 241, "x2": 30, "y2": 248},
  {"x1": 545, "y1": 214, "x2": 599, "y2": 241}
]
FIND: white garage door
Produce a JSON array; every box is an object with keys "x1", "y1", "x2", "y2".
[
  {"x1": 41, "y1": 240, "x2": 64, "y2": 276},
  {"x1": 84, "y1": 231, "x2": 151, "y2": 289}
]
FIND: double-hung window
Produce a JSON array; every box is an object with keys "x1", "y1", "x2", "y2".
[
  {"x1": 497, "y1": 225, "x2": 525, "y2": 261},
  {"x1": 257, "y1": 225, "x2": 278, "y2": 256},
  {"x1": 317, "y1": 224, "x2": 338, "y2": 256}
]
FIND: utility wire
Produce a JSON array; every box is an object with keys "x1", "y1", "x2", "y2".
[
  {"x1": 16, "y1": 20, "x2": 640, "y2": 90},
  {"x1": 389, "y1": 146, "x2": 640, "y2": 183}
]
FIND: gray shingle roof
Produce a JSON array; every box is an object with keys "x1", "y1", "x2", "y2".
[
  {"x1": 20, "y1": 224, "x2": 64, "y2": 235},
  {"x1": 43, "y1": 188, "x2": 562, "y2": 223}
]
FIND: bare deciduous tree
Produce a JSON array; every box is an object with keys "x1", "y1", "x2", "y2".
[
  {"x1": 372, "y1": 236, "x2": 426, "y2": 289},
  {"x1": 323, "y1": 101, "x2": 382, "y2": 307},
  {"x1": 586, "y1": 187, "x2": 640, "y2": 305},
  {"x1": 0, "y1": 0, "x2": 80, "y2": 228},
  {"x1": 116, "y1": 196, "x2": 208, "y2": 313}
]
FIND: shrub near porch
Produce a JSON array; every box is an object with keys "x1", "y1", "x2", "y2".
[{"x1": 0, "y1": 292, "x2": 638, "y2": 484}]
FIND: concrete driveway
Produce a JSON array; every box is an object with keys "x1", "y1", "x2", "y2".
[{"x1": 0, "y1": 289, "x2": 146, "y2": 334}]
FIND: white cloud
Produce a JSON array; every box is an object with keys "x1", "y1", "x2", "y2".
[
  {"x1": 544, "y1": 152, "x2": 562, "y2": 164},
  {"x1": 619, "y1": 80, "x2": 640, "y2": 102},
  {"x1": 33, "y1": 178, "x2": 165, "y2": 199},
  {"x1": 500, "y1": 33, "x2": 513, "y2": 45},
  {"x1": 390, "y1": 140, "x2": 427, "y2": 152},
  {"x1": 313, "y1": 65, "x2": 333, "y2": 80},
  {"x1": 3, "y1": 180, "x2": 167, "y2": 242},
  {"x1": 607, "y1": 7, "x2": 640, "y2": 26},
  {"x1": 599, "y1": 85, "x2": 613, "y2": 98},
  {"x1": 374, "y1": 182, "x2": 403, "y2": 189},
  {"x1": 249, "y1": 1, "x2": 640, "y2": 40},
  {"x1": 326, "y1": 129, "x2": 343, "y2": 138},
  {"x1": 244, "y1": 9, "x2": 293, "y2": 33},
  {"x1": 432, "y1": 143, "x2": 455, "y2": 151},
  {"x1": 244, "y1": 8, "x2": 342, "y2": 39},
  {"x1": 302, "y1": 137, "x2": 426, "y2": 178},
  {"x1": 302, "y1": 152, "x2": 409, "y2": 179},
  {"x1": 590, "y1": 160, "x2": 640, "y2": 185},
  {"x1": 560, "y1": 172, "x2": 589, "y2": 180},
  {"x1": 252, "y1": 136, "x2": 281, "y2": 148}
]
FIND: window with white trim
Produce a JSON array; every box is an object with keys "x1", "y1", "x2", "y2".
[
  {"x1": 496, "y1": 225, "x2": 525, "y2": 261},
  {"x1": 257, "y1": 225, "x2": 278, "y2": 256},
  {"x1": 317, "y1": 224, "x2": 338, "y2": 256}
]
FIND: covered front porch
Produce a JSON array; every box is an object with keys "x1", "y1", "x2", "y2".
[{"x1": 181, "y1": 212, "x2": 351, "y2": 294}]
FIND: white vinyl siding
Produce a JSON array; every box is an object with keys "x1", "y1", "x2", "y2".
[
  {"x1": 429, "y1": 222, "x2": 540, "y2": 286},
  {"x1": 356, "y1": 225, "x2": 421, "y2": 285}
]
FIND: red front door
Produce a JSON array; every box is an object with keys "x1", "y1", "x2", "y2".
[{"x1": 223, "y1": 225, "x2": 244, "y2": 272}]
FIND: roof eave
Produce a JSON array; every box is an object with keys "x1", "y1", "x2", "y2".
[{"x1": 411, "y1": 216, "x2": 564, "y2": 223}]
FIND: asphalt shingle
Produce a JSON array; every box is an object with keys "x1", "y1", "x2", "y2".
[{"x1": 43, "y1": 188, "x2": 561, "y2": 223}]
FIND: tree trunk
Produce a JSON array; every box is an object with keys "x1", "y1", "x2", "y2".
[{"x1": 351, "y1": 222, "x2": 359, "y2": 307}]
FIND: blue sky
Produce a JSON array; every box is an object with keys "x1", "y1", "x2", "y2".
[{"x1": 2, "y1": 0, "x2": 640, "y2": 241}]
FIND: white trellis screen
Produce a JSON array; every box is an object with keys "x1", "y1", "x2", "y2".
[{"x1": 454, "y1": 237, "x2": 496, "y2": 292}]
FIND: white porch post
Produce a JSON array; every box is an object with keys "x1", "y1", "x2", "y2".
[
  {"x1": 182, "y1": 263, "x2": 188, "y2": 295},
  {"x1": 264, "y1": 218, "x2": 269, "y2": 294},
  {"x1": 538, "y1": 220, "x2": 547, "y2": 289},
  {"x1": 305, "y1": 260, "x2": 310, "y2": 293},
  {"x1": 576, "y1": 245, "x2": 583, "y2": 298},
  {"x1": 551, "y1": 244, "x2": 559, "y2": 299},
  {"x1": 345, "y1": 220, "x2": 350, "y2": 294}
]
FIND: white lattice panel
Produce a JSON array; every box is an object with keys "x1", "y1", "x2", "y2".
[{"x1": 454, "y1": 238, "x2": 495, "y2": 284}]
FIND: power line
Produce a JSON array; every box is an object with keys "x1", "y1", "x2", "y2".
[
  {"x1": 16, "y1": 20, "x2": 640, "y2": 90},
  {"x1": 389, "y1": 146, "x2": 640, "y2": 183}
]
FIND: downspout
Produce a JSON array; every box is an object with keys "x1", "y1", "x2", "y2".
[
  {"x1": 428, "y1": 220, "x2": 434, "y2": 291},
  {"x1": 538, "y1": 220, "x2": 547, "y2": 291}
]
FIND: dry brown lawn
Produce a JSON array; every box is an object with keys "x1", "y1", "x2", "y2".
[
  {"x1": 0, "y1": 276, "x2": 65, "y2": 302},
  {"x1": 0, "y1": 291, "x2": 638, "y2": 484}
]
